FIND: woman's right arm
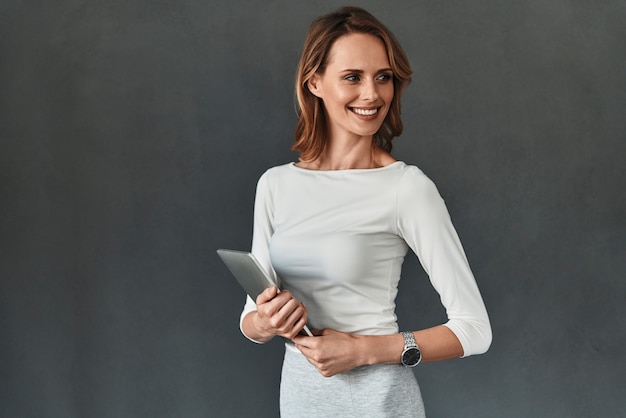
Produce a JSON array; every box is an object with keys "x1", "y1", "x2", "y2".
[{"x1": 239, "y1": 170, "x2": 308, "y2": 343}]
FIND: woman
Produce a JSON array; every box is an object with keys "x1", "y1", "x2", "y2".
[{"x1": 239, "y1": 6, "x2": 491, "y2": 417}]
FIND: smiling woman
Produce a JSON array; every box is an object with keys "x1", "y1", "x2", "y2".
[
  {"x1": 306, "y1": 33, "x2": 395, "y2": 158},
  {"x1": 293, "y1": 8, "x2": 413, "y2": 164},
  {"x1": 237, "y1": 6, "x2": 491, "y2": 417}
]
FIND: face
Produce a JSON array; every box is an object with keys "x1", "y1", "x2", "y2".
[{"x1": 308, "y1": 33, "x2": 394, "y2": 142}]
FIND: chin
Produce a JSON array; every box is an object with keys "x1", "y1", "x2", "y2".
[{"x1": 354, "y1": 125, "x2": 383, "y2": 138}]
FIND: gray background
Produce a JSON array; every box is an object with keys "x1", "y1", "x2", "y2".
[{"x1": 1, "y1": 0, "x2": 624, "y2": 417}]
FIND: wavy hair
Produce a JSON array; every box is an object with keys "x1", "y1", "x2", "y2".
[{"x1": 293, "y1": 7, "x2": 413, "y2": 162}]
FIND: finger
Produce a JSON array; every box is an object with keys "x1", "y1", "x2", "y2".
[
  {"x1": 258, "y1": 289, "x2": 293, "y2": 318},
  {"x1": 299, "y1": 302, "x2": 308, "y2": 322},
  {"x1": 255, "y1": 294, "x2": 288, "y2": 329},
  {"x1": 267, "y1": 290, "x2": 300, "y2": 312},
  {"x1": 292, "y1": 333, "x2": 315, "y2": 348},
  {"x1": 256, "y1": 285, "x2": 279, "y2": 305},
  {"x1": 284, "y1": 308, "x2": 309, "y2": 339},
  {"x1": 293, "y1": 341, "x2": 313, "y2": 359},
  {"x1": 276, "y1": 297, "x2": 304, "y2": 319},
  {"x1": 294, "y1": 316, "x2": 310, "y2": 337},
  {"x1": 294, "y1": 304, "x2": 310, "y2": 336},
  {"x1": 264, "y1": 298, "x2": 298, "y2": 332}
]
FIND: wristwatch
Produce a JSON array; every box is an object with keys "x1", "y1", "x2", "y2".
[{"x1": 400, "y1": 331, "x2": 422, "y2": 367}]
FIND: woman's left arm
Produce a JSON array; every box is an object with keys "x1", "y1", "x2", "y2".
[
  {"x1": 294, "y1": 167, "x2": 491, "y2": 376},
  {"x1": 293, "y1": 326, "x2": 462, "y2": 377},
  {"x1": 395, "y1": 167, "x2": 492, "y2": 357}
]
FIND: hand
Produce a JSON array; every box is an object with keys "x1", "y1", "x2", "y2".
[
  {"x1": 253, "y1": 286, "x2": 308, "y2": 340},
  {"x1": 292, "y1": 329, "x2": 366, "y2": 377}
]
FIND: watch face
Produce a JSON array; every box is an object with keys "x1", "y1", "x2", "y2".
[{"x1": 402, "y1": 347, "x2": 422, "y2": 366}]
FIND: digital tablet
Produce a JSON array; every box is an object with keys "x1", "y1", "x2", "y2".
[{"x1": 216, "y1": 249, "x2": 313, "y2": 337}]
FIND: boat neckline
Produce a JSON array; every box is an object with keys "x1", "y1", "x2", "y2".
[{"x1": 288, "y1": 161, "x2": 404, "y2": 173}]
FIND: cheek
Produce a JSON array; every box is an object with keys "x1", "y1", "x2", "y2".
[
  {"x1": 382, "y1": 85, "x2": 394, "y2": 103},
  {"x1": 332, "y1": 89, "x2": 354, "y2": 107},
  {"x1": 326, "y1": 87, "x2": 356, "y2": 107}
]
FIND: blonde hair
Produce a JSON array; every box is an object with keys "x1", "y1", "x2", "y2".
[{"x1": 293, "y1": 7, "x2": 413, "y2": 162}]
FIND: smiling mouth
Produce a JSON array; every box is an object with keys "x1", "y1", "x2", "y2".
[{"x1": 350, "y1": 107, "x2": 379, "y2": 116}]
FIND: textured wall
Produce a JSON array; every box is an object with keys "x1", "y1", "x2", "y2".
[{"x1": 1, "y1": 1, "x2": 624, "y2": 416}]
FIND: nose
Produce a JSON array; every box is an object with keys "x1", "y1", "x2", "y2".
[{"x1": 361, "y1": 79, "x2": 379, "y2": 102}]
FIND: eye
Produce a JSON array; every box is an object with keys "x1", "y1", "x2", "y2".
[
  {"x1": 377, "y1": 73, "x2": 393, "y2": 82},
  {"x1": 344, "y1": 74, "x2": 360, "y2": 82}
]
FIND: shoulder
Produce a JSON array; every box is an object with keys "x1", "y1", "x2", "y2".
[
  {"x1": 396, "y1": 163, "x2": 439, "y2": 196},
  {"x1": 260, "y1": 162, "x2": 293, "y2": 176},
  {"x1": 257, "y1": 162, "x2": 294, "y2": 183},
  {"x1": 395, "y1": 163, "x2": 447, "y2": 216},
  {"x1": 255, "y1": 162, "x2": 295, "y2": 194}
]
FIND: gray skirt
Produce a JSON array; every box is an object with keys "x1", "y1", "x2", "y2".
[{"x1": 280, "y1": 346, "x2": 426, "y2": 418}]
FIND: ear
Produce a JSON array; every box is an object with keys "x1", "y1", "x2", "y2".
[{"x1": 307, "y1": 74, "x2": 323, "y2": 98}]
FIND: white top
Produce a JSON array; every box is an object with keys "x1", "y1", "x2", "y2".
[{"x1": 240, "y1": 161, "x2": 492, "y2": 357}]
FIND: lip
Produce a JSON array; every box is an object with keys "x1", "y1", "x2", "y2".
[{"x1": 349, "y1": 106, "x2": 381, "y2": 120}]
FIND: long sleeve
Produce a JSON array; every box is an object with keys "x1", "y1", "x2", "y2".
[
  {"x1": 238, "y1": 171, "x2": 278, "y2": 342},
  {"x1": 396, "y1": 167, "x2": 492, "y2": 357}
]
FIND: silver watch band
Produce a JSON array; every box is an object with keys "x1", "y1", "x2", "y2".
[{"x1": 401, "y1": 331, "x2": 418, "y2": 349}]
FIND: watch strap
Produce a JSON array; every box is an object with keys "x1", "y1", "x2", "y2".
[{"x1": 401, "y1": 331, "x2": 418, "y2": 349}]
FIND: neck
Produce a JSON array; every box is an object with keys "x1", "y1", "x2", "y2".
[
  {"x1": 309, "y1": 135, "x2": 379, "y2": 170},
  {"x1": 324, "y1": 143, "x2": 377, "y2": 170}
]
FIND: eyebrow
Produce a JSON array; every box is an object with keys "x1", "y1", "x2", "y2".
[{"x1": 339, "y1": 68, "x2": 393, "y2": 74}]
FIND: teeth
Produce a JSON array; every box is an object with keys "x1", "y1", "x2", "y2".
[{"x1": 352, "y1": 108, "x2": 378, "y2": 116}]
